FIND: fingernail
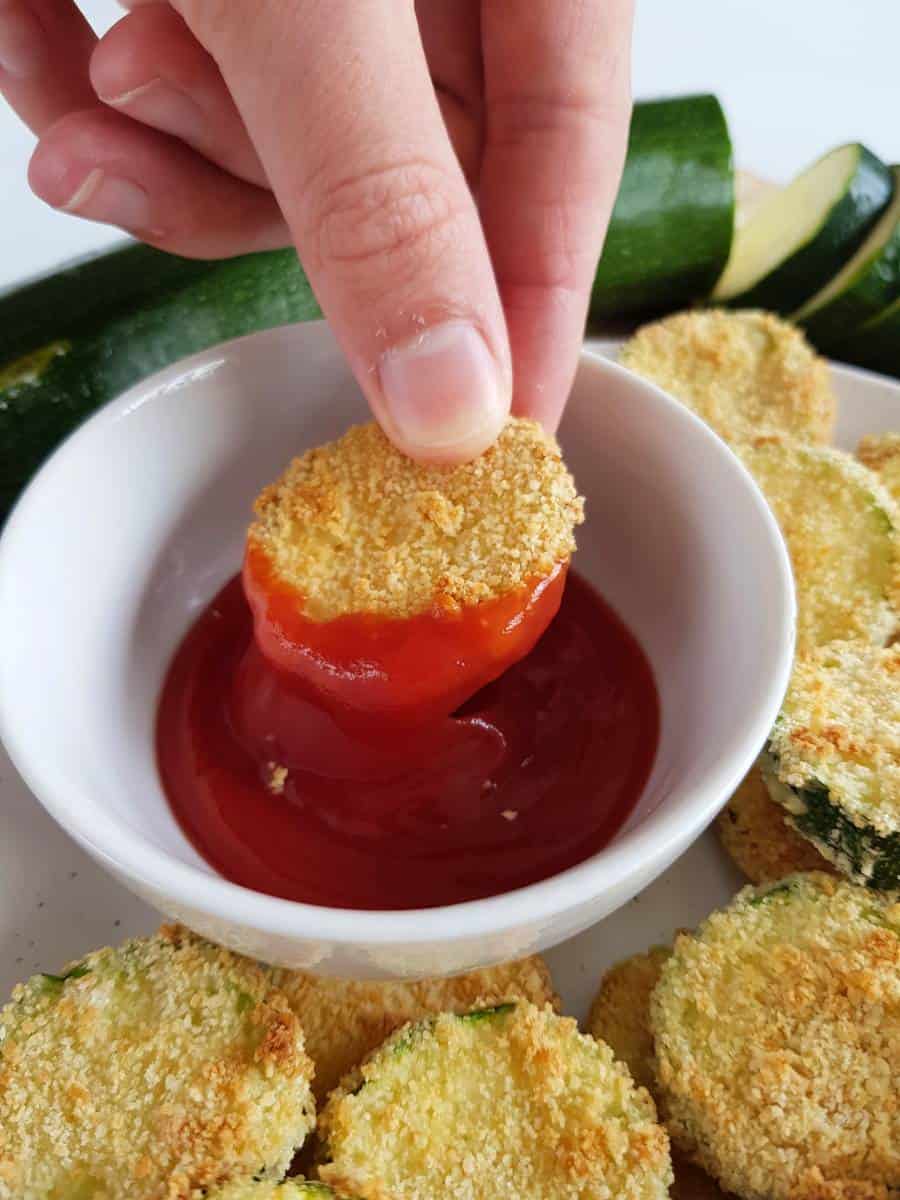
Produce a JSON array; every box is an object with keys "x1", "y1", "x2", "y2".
[
  {"x1": 0, "y1": 5, "x2": 48, "y2": 78},
  {"x1": 61, "y1": 169, "x2": 154, "y2": 233},
  {"x1": 378, "y1": 321, "x2": 509, "y2": 462},
  {"x1": 100, "y1": 78, "x2": 206, "y2": 145}
]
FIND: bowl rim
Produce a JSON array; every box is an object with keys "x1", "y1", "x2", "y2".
[{"x1": 0, "y1": 327, "x2": 796, "y2": 946}]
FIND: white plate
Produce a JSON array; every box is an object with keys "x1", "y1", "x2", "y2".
[{"x1": 1, "y1": 342, "x2": 897, "y2": 1016}]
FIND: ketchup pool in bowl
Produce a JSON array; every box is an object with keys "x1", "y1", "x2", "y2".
[{"x1": 0, "y1": 323, "x2": 794, "y2": 977}]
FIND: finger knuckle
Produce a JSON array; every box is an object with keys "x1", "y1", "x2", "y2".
[{"x1": 307, "y1": 159, "x2": 465, "y2": 283}]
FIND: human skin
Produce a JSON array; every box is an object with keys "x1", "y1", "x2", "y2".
[{"x1": 0, "y1": 0, "x2": 633, "y2": 462}]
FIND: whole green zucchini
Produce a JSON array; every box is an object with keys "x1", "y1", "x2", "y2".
[
  {"x1": 1, "y1": 249, "x2": 320, "y2": 516},
  {"x1": 590, "y1": 93, "x2": 734, "y2": 319}
]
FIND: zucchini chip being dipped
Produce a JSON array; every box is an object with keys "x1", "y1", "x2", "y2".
[
  {"x1": 619, "y1": 309, "x2": 836, "y2": 446},
  {"x1": 0, "y1": 926, "x2": 315, "y2": 1200},
  {"x1": 275, "y1": 955, "x2": 558, "y2": 1102},
  {"x1": 317, "y1": 1001, "x2": 672, "y2": 1200},
  {"x1": 651, "y1": 873, "x2": 900, "y2": 1200},
  {"x1": 245, "y1": 417, "x2": 583, "y2": 723},
  {"x1": 764, "y1": 641, "x2": 900, "y2": 888},
  {"x1": 738, "y1": 438, "x2": 900, "y2": 652},
  {"x1": 716, "y1": 765, "x2": 833, "y2": 884}
]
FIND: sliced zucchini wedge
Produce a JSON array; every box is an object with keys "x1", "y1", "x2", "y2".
[
  {"x1": 764, "y1": 641, "x2": 900, "y2": 888},
  {"x1": 859, "y1": 432, "x2": 900, "y2": 507},
  {"x1": 713, "y1": 143, "x2": 893, "y2": 312},
  {"x1": 794, "y1": 165, "x2": 900, "y2": 347},
  {"x1": 318, "y1": 1002, "x2": 672, "y2": 1200},
  {"x1": 738, "y1": 438, "x2": 900, "y2": 652}
]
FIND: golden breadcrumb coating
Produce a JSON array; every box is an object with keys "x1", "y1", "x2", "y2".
[
  {"x1": 0, "y1": 925, "x2": 315, "y2": 1200},
  {"x1": 619, "y1": 310, "x2": 836, "y2": 446},
  {"x1": 587, "y1": 947, "x2": 671, "y2": 1092},
  {"x1": 716, "y1": 765, "x2": 833, "y2": 884},
  {"x1": 768, "y1": 642, "x2": 900, "y2": 840},
  {"x1": 209, "y1": 1183, "x2": 339, "y2": 1199},
  {"x1": 248, "y1": 418, "x2": 584, "y2": 621},
  {"x1": 275, "y1": 956, "x2": 558, "y2": 1101},
  {"x1": 318, "y1": 1002, "x2": 672, "y2": 1200},
  {"x1": 738, "y1": 437, "x2": 900, "y2": 653},
  {"x1": 651, "y1": 873, "x2": 900, "y2": 1200},
  {"x1": 859, "y1": 432, "x2": 900, "y2": 508}
]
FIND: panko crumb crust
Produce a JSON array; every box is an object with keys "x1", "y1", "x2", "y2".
[
  {"x1": 737, "y1": 437, "x2": 900, "y2": 653},
  {"x1": 587, "y1": 947, "x2": 671, "y2": 1092},
  {"x1": 0, "y1": 925, "x2": 315, "y2": 1200},
  {"x1": 619, "y1": 310, "x2": 836, "y2": 446},
  {"x1": 317, "y1": 1001, "x2": 672, "y2": 1200},
  {"x1": 248, "y1": 418, "x2": 584, "y2": 622},
  {"x1": 651, "y1": 873, "x2": 900, "y2": 1200},
  {"x1": 209, "y1": 1183, "x2": 339, "y2": 1199},
  {"x1": 859, "y1": 432, "x2": 900, "y2": 508},
  {"x1": 716, "y1": 766, "x2": 833, "y2": 884},
  {"x1": 275, "y1": 955, "x2": 558, "y2": 1101},
  {"x1": 769, "y1": 642, "x2": 900, "y2": 839}
]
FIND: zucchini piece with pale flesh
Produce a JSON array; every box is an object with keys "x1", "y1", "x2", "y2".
[
  {"x1": 763, "y1": 642, "x2": 900, "y2": 888},
  {"x1": 738, "y1": 438, "x2": 900, "y2": 653},
  {"x1": 859, "y1": 432, "x2": 900, "y2": 507},
  {"x1": 318, "y1": 1002, "x2": 672, "y2": 1200},
  {"x1": 591, "y1": 94, "x2": 734, "y2": 318},
  {"x1": 794, "y1": 165, "x2": 900, "y2": 347},
  {"x1": 713, "y1": 143, "x2": 893, "y2": 313}
]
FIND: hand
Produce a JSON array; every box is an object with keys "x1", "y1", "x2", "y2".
[{"x1": 2, "y1": 1, "x2": 632, "y2": 462}]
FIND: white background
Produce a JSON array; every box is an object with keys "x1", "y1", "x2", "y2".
[{"x1": 1, "y1": 0, "x2": 897, "y2": 291}]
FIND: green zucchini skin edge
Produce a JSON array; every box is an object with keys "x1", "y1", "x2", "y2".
[
  {"x1": 0, "y1": 241, "x2": 224, "y2": 365},
  {"x1": 590, "y1": 94, "x2": 735, "y2": 318},
  {"x1": 726, "y1": 144, "x2": 894, "y2": 315},
  {"x1": 832, "y1": 292, "x2": 900, "y2": 378},
  {"x1": 763, "y1": 752, "x2": 900, "y2": 890},
  {"x1": 0, "y1": 248, "x2": 321, "y2": 517},
  {"x1": 797, "y1": 166, "x2": 900, "y2": 349}
]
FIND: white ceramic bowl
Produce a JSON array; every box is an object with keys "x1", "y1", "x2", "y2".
[{"x1": 0, "y1": 322, "x2": 794, "y2": 978}]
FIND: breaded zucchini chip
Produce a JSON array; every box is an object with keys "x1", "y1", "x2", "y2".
[
  {"x1": 318, "y1": 1002, "x2": 672, "y2": 1200},
  {"x1": 716, "y1": 765, "x2": 832, "y2": 884},
  {"x1": 587, "y1": 947, "x2": 671, "y2": 1091},
  {"x1": 651, "y1": 873, "x2": 900, "y2": 1200},
  {"x1": 209, "y1": 1183, "x2": 342, "y2": 1199},
  {"x1": 764, "y1": 641, "x2": 900, "y2": 888},
  {"x1": 739, "y1": 438, "x2": 900, "y2": 652},
  {"x1": 0, "y1": 926, "x2": 315, "y2": 1199},
  {"x1": 859, "y1": 431, "x2": 900, "y2": 507},
  {"x1": 275, "y1": 955, "x2": 557, "y2": 1101},
  {"x1": 248, "y1": 418, "x2": 583, "y2": 622},
  {"x1": 619, "y1": 310, "x2": 836, "y2": 446}
]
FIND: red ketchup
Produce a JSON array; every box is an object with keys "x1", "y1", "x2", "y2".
[{"x1": 157, "y1": 567, "x2": 660, "y2": 910}]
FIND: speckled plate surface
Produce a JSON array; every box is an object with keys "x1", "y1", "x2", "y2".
[{"x1": 2, "y1": 344, "x2": 898, "y2": 1018}]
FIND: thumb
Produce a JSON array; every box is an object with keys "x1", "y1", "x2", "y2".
[{"x1": 176, "y1": 0, "x2": 511, "y2": 463}]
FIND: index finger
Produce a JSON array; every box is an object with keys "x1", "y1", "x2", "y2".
[
  {"x1": 0, "y1": 0, "x2": 96, "y2": 132},
  {"x1": 479, "y1": 0, "x2": 633, "y2": 429}
]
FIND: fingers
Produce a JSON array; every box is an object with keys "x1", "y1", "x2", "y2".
[
  {"x1": 0, "y1": 0, "x2": 96, "y2": 132},
  {"x1": 480, "y1": 0, "x2": 633, "y2": 428},
  {"x1": 90, "y1": 4, "x2": 267, "y2": 188},
  {"x1": 174, "y1": 0, "x2": 510, "y2": 463},
  {"x1": 28, "y1": 106, "x2": 288, "y2": 256}
]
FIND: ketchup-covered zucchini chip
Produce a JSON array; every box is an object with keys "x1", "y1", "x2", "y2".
[{"x1": 245, "y1": 418, "x2": 583, "y2": 721}]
